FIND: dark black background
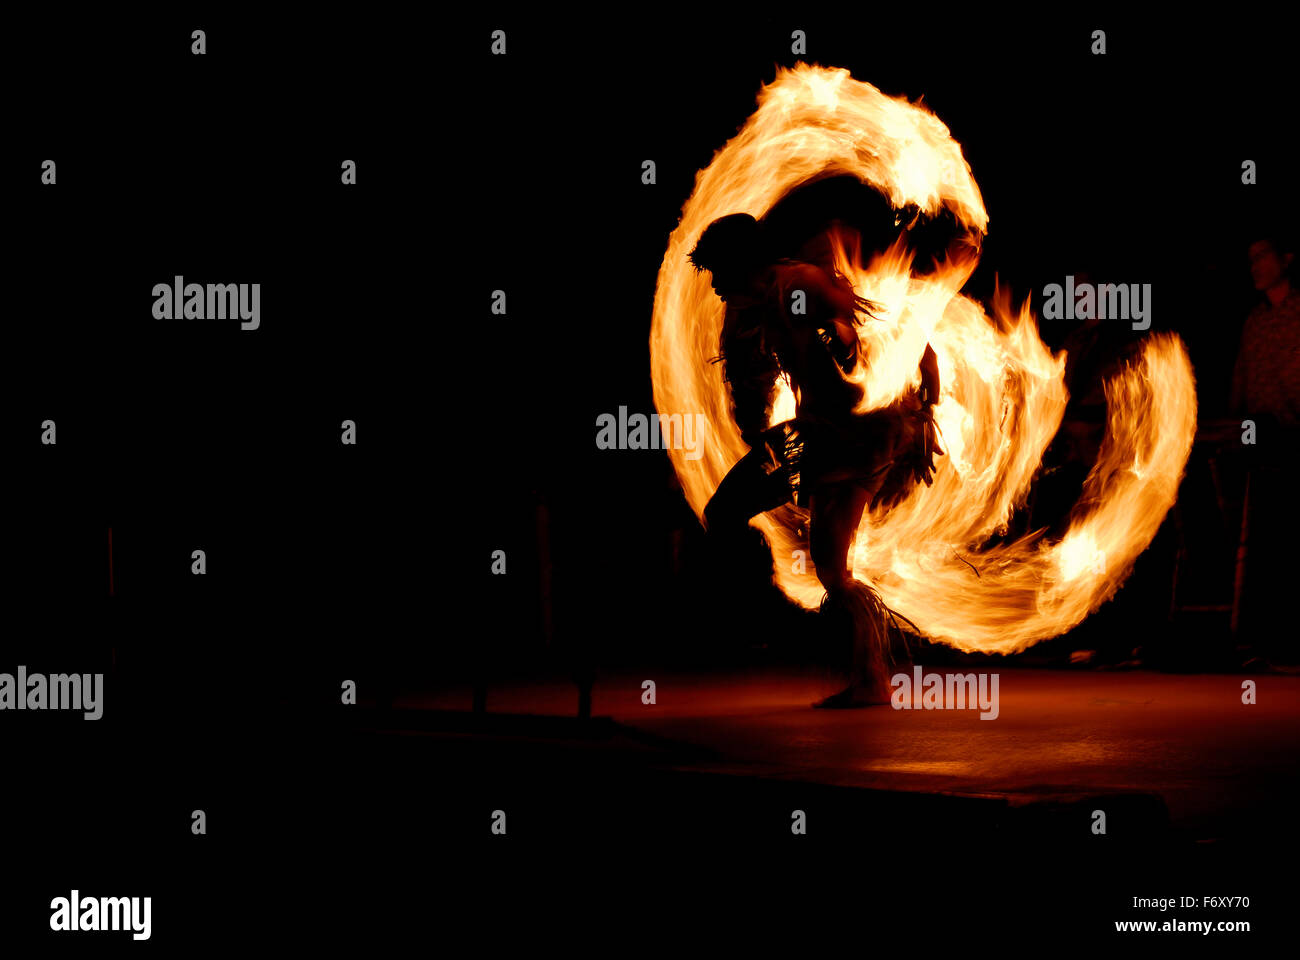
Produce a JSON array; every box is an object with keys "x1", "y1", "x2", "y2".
[{"x1": 3, "y1": 9, "x2": 1295, "y2": 948}]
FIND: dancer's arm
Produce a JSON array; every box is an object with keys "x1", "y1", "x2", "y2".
[{"x1": 718, "y1": 306, "x2": 781, "y2": 446}]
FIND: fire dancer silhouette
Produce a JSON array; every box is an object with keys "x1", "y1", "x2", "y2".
[{"x1": 692, "y1": 212, "x2": 942, "y2": 707}]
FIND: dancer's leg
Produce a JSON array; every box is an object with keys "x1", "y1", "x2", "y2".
[{"x1": 809, "y1": 484, "x2": 892, "y2": 707}]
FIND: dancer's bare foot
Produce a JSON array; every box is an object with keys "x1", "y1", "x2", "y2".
[{"x1": 812, "y1": 684, "x2": 891, "y2": 709}]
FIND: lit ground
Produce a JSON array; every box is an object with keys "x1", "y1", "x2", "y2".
[{"x1": 398, "y1": 666, "x2": 1299, "y2": 843}]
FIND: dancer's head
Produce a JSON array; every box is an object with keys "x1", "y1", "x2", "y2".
[{"x1": 690, "y1": 213, "x2": 768, "y2": 302}]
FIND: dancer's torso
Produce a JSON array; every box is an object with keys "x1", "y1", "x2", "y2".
[{"x1": 738, "y1": 261, "x2": 865, "y2": 423}]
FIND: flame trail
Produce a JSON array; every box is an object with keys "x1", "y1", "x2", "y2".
[{"x1": 649, "y1": 64, "x2": 1196, "y2": 653}]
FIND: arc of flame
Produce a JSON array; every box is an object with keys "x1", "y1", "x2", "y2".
[{"x1": 649, "y1": 63, "x2": 1196, "y2": 654}]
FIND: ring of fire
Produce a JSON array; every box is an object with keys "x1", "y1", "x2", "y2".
[{"x1": 649, "y1": 63, "x2": 1197, "y2": 654}]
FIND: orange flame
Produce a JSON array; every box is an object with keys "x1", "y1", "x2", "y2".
[{"x1": 649, "y1": 63, "x2": 1196, "y2": 653}]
